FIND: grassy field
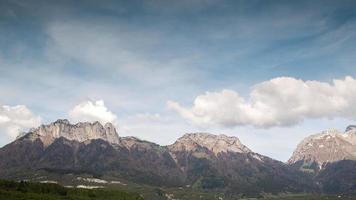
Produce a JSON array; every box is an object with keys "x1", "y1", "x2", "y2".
[
  {"x1": 0, "y1": 179, "x2": 144, "y2": 200},
  {"x1": 0, "y1": 179, "x2": 355, "y2": 200}
]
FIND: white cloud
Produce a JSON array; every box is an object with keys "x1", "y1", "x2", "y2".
[
  {"x1": 69, "y1": 100, "x2": 118, "y2": 125},
  {"x1": 168, "y1": 76, "x2": 356, "y2": 128},
  {"x1": 0, "y1": 104, "x2": 41, "y2": 145}
]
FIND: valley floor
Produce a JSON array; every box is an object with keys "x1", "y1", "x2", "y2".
[
  {"x1": 0, "y1": 179, "x2": 143, "y2": 200},
  {"x1": 0, "y1": 179, "x2": 355, "y2": 200}
]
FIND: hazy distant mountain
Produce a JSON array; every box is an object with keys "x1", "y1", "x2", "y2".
[{"x1": 0, "y1": 119, "x2": 313, "y2": 196}]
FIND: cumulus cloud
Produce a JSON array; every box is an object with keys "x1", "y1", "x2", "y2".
[
  {"x1": 69, "y1": 100, "x2": 118, "y2": 125},
  {"x1": 0, "y1": 104, "x2": 41, "y2": 144},
  {"x1": 168, "y1": 76, "x2": 356, "y2": 128}
]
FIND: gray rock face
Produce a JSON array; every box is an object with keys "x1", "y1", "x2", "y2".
[
  {"x1": 26, "y1": 119, "x2": 120, "y2": 146},
  {"x1": 288, "y1": 127, "x2": 356, "y2": 171}
]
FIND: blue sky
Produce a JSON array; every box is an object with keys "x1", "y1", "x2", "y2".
[{"x1": 1, "y1": 0, "x2": 356, "y2": 161}]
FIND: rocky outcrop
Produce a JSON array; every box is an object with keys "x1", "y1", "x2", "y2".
[{"x1": 23, "y1": 119, "x2": 120, "y2": 146}]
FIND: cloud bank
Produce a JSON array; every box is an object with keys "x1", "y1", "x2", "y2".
[
  {"x1": 69, "y1": 100, "x2": 118, "y2": 125},
  {"x1": 0, "y1": 104, "x2": 41, "y2": 143},
  {"x1": 168, "y1": 76, "x2": 356, "y2": 128}
]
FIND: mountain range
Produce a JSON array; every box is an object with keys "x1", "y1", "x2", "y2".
[{"x1": 0, "y1": 119, "x2": 355, "y2": 197}]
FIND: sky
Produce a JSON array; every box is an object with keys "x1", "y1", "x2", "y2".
[{"x1": 1, "y1": 0, "x2": 356, "y2": 161}]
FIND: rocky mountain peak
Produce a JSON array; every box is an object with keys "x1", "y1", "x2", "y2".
[
  {"x1": 53, "y1": 119, "x2": 70, "y2": 124},
  {"x1": 24, "y1": 119, "x2": 120, "y2": 146},
  {"x1": 288, "y1": 126, "x2": 356, "y2": 170},
  {"x1": 169, "y1": 132, "x2": 251, "y2": 155}
]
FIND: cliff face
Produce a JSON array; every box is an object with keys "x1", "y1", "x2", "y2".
[{"x1": 23, "y1": 119, "x2": 120, "y2": 146}]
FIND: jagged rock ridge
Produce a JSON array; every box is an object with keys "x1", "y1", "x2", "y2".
[{"x1": 24, "y1": 119, "x2": 120, "y2": 146}]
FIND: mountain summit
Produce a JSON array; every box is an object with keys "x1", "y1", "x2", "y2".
[
  {"x1": 287, "y1": 125, "x2": 356, "y2": 194},
  {"x1": 169, "y1": 133, "x2": 251, "y2": 155},
  {"x1": 22, "y1": 119, "x2": 120, "y2": 146},
  {"x1": 288, "y1": 126, "x2": 356, "y2": 171}
]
